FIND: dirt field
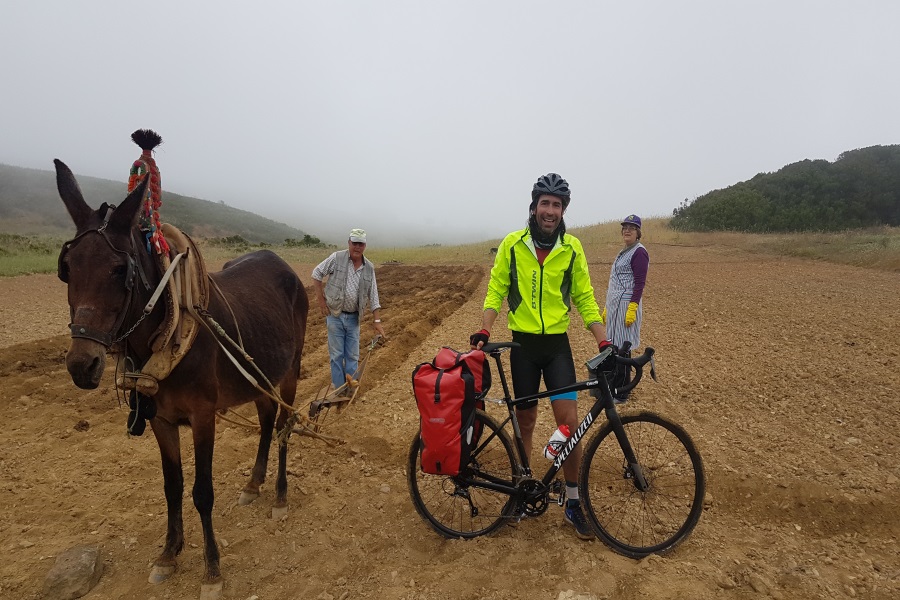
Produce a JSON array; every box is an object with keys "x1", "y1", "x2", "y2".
[{"x1": 1, "y1": 244, "x2": 899, "y2": 600}]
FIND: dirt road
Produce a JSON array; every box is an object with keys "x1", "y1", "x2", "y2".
[{"x1": 1, "y1": 244, "x2": 898, "y2": 599}]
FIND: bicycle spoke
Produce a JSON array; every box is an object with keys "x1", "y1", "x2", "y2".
[{"x1": 408, "y1": 410, "x2": 517, "y2": 538}]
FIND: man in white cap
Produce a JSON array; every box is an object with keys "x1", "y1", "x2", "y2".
[{"x1": 312, "y1": 228, "x2": 385, "y2": 394}]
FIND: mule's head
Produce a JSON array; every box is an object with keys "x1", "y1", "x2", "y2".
[{"x1": 55, "y1": 159, "x2": 149, "y2": 389}]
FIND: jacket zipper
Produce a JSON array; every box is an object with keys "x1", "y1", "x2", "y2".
[{"x1": 538, "y1": 260, "x2": 546, "y2": 334}]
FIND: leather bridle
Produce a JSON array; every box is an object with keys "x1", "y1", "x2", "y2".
[{"x1": 58, "y1": 206, "x2": 152, "y2": 348}]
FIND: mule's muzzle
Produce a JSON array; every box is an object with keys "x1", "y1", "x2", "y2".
[{"x1": 66, "y1": 342, "x2": 107, "y2": 389}]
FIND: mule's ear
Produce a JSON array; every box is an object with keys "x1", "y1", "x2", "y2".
[
  {"x1": 108, "y1": 176, "x2": 149, "y2": 232},
  {"x1": 54, "y1": 159, "x2": 92, "y2": 230}
]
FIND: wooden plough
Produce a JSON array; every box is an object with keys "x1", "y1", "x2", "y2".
[
  {"x1": 215, "y1": 334, "x2": 384, "y2": 447},
  {"x1": 305, "y1": 334, "x2": 384, "y2": 433}
]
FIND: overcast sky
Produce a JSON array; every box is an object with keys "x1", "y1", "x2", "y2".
[{"x1": 2, "y1": 1, "x2": 899, "y2": 246}]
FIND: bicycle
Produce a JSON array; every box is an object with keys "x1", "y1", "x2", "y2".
[{"x1": 406, "y1": 343, "x2": 706, "y2": 558}]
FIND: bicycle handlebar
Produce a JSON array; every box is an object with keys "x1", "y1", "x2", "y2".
[
  {"x1": 601, "y1": 346, "x2": 656, "y2": 396},
  {"x1": 479, "y1": 341, "x2": 656, "y2": 401},
  {"x1": 480, "y1": 341, "x2": 520, "y2": 353},
  {"x1": 617, "y1": 346, "x2": 655, "y2": 370},
  {"x1": 584, "y1": 346, "x2": 656, "y2": 395}
]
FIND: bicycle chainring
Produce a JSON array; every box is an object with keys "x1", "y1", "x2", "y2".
[{"x1": 517, "y1": 478, "x2": 550, "y2": 517}]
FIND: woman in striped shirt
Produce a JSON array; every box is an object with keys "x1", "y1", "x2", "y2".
[{"x1": 602, "y1": 214, "x2": 649, "y2": 402}]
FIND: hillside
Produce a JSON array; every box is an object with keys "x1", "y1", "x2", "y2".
[
  {"x1": 671, "y1": 145, "x2": 900, "y2": 232},
  {"x1": 0, "y1": 163, "x2": 308, "y2": 244}
]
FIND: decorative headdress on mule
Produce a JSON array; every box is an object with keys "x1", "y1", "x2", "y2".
[{"x1": 127, "y1": 129, "x2": 170, "y2": 255}]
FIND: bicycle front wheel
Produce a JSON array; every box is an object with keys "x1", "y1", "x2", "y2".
[
  {"x1": 580, "y1": 411, "x2": 705, "y2": 557},
  {"x1": 407, "y1": 409, "x2": 517, "y2": 538}
]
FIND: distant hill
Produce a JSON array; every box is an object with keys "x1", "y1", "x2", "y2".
[
  {"x1": 0, "y1": 163, "x2": 309, "y2": 244},
  {"x1": 670, "y1": 145, "x2": 900, "y2": 232}
]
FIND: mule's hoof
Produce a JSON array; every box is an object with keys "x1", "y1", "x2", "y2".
[
  {"x1": 238, "y1": 490, "x2": 259, "y2": 506},
  {"x1": 200, "y1": 580, "x2": 223, "y2": 600},
  {"x1": 148, "y1": 564, "x2": 176, "y2": 584},
  {"x1": 271, "y1": 504, "x2": 288, "y2": 520}
]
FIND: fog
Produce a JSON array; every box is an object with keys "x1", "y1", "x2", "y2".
[{"x1": 2, "y1": 1, "x2": 899, "y2": 246}]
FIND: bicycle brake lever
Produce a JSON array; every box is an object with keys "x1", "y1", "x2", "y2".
[
  {"x1": 585, "y1": 347, "x2": 614, "y2": 372},
  {"x1": 650, "y1": 354, "x2": 658, "y2": 382}
]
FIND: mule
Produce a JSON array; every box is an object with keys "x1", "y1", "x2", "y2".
[{"x1": 54, "y1": 159, "x2": 308, "y2": 598}]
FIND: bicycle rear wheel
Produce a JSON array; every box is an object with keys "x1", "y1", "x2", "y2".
[
  {"x1": 407, "y1": 409, "x2": 517, "y2": 538},
  {"x1": 580, "y1": 411, "x2": 705, "y2": 557}
]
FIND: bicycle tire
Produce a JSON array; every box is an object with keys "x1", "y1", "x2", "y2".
[
  {"x1": 580, "y1": 411, "x2": 705, "y2": 557},
  {"x1": 407, "y1": 409, "x2": 517, "y2": 538}
]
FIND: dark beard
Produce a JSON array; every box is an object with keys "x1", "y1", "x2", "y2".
[{"x1": 528, "y1": 215, "x2": 566, "y2": 249}]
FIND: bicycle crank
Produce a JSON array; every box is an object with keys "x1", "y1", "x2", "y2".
[{"x1": 517, "y1": 479, "x2": 551, "y2": 517}]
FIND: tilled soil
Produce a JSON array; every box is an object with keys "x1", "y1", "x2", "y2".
[{"x1": 0, "y1": 245, "x2": 898, "y2": 600}]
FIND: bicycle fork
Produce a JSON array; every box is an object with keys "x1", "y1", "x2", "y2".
[{"x1": 607, "y1": 408, "x2": 650, "y2": 492}]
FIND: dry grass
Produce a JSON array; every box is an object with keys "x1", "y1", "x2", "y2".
[
  {"x1": 356, "y1": 219, "x2": 900, "y2": 273},
  {"x1": 642, "y1": 220, "x2": 900, "y2": 272}
]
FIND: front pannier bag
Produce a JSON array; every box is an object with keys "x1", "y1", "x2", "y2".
[{"x1": 412, "y1": 347, "x2": 491, "y2": 475}]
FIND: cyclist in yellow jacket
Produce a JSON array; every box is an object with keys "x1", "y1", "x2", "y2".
[{"x1": 470, "y1": 173, "x2": 611, "y2": 540}]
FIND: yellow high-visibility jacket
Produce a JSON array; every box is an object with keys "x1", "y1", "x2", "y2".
[{"x1": 484, "y1": 229, "x2": 602, "y2": 334}]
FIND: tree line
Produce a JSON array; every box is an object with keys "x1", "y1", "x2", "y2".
[{"x1": 670, "y1": 145, "x2": 900, "y2": 232}]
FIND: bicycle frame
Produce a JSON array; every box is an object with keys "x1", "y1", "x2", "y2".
[{"x1": 468, "y1": 346, "x2": 649, "y2": 498}]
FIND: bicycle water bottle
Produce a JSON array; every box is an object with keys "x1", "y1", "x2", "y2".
[{"x1": 543, "y1": 424, "x2": 571, "y2": 460}]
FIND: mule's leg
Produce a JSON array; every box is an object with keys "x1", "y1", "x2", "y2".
[
  {"x1": 272, "y1": 362, "x2": 300, "y2": 518},
  {"x1": 238, "y1": 395, "x2": 277, "y2": 506},
  {"x1": 148, "y1": 418, "x2": 184, "y2": 584},
  {"x1": 191, "y1": 412, "x2": 223, "y2": 593}
]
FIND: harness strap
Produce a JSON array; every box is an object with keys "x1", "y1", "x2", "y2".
[
  {"x1": 143, "y1": 252, "x2": 186, "y2": 314},
  {"x1": 70, "y1": 324, "x2": 113, "y2": 347},
  {"x1": 189, "y1": 304, "x2": 264, "y2": 391}
]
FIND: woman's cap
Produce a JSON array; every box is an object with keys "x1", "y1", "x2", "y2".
[
  {"x1": 621, "y1": 215, "x2": 642, "y2": 228},
  {"x1": 349, "y1": 228, "x2": 367, "y2": 243}
]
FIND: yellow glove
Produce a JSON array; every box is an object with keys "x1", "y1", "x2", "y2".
[
  {"x1": 624, "y1": 302, "x2": 638, "y2": 326},
  {"x1": 599, "y1": 307, "x2": 607, "y2": 325}
]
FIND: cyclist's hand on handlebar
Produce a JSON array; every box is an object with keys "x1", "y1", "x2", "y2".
[
  {"x1": 599, "y1": 340, "x2": 618, "y2": 354},
  {"x1": 598, "y1": 340, "x2": 618, "y2": 370},
  {"x1": 470, "y1": 329, "x2": 490, "y2": 349}
]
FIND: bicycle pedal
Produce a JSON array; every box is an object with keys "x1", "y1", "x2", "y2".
[{"x1": 549, "y1": 480, "x2": 567, "y2": 506}]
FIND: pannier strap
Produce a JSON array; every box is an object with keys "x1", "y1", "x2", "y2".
[{"x1": 433, "y1": 370, "x2": 443, "y2": 403}]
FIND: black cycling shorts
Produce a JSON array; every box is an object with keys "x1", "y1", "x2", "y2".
[{"x1": 510, "y1": 331, "x2": 577, "y2": 410}]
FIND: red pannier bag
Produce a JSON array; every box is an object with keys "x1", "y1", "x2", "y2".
[{"x1": 412, "y1": 348, "x2": 492, "y2": 476}]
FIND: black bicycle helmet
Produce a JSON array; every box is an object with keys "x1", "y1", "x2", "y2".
[{"x1": 531, "y1": 173, "x2": 571, "y2": 208}]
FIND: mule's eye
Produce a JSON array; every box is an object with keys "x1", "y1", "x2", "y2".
[{"x1": 112, "y1": 265, "x2": 129, "y2": 280}]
